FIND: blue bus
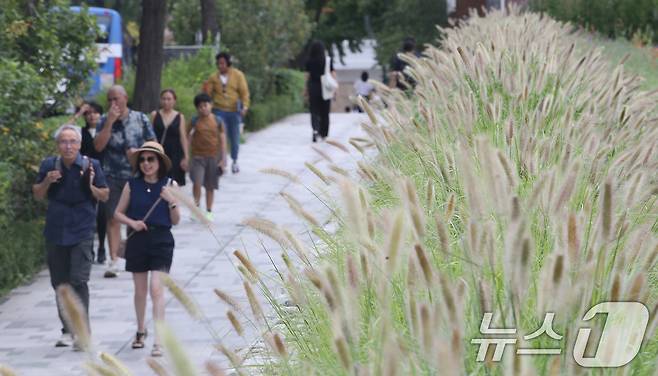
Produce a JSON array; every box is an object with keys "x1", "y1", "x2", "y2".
[{"x1": 70, "y1": 7, "x2": 123, "y2": 98}]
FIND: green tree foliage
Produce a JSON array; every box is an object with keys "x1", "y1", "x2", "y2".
[
  {"x1": 169, "y1": 0, "x2": 201, "y2": 45},
  {"x1": 305, "y1": 0, "x2": 447, "y2": 69},
  {"x1": 367, "y1": 0, "x2": 447, "y2": 69},
  {"x1": 530, "y1": 0, "x2": 658, "y2": 42},
  {"x1": 305, "y1": 0, "x2": 370, "y2": 61},
  {"x1": 0, "y1": 2, "x2": 97, "y2": 290},
  {"x1": 216, "y1": 0, "x2": 311, "y2": 77},
  {"x1": 0, "y1": 0, "x2": 98, "y2": 114}
]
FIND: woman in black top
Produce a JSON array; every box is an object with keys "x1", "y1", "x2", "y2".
[
  {"x1": 70, "y1": 102, "x2": 107, "y2": 264},
  {"x1": 150, "y1": 89, "x2": 189, "y2": 186},
  {"x1": 304, "y1": 40, "x2": 336, "y2": 142}
]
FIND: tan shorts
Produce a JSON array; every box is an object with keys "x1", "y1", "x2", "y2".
[{"x1": 189, "y1": 156, "x2": 220, "y2": 190}]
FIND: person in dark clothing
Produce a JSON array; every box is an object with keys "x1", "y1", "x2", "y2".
[
  {"x1": 32, "y1": 124, "x2": 109, "y2": 349},
  {"x1": 304, "y1": 40, "x2": 336, "y2": 142},
  {"x1": 70, "y1": 102, "x2": 108, "y2": 264},
  {"x1": 150, "y1": 89, "x2": 189, "y2": 186},
  {"x1": 114, "y1": 141, "x2": 180, "y2": 357},
  {"x1": 389, "y1": 36, "x2": 419, "y2": 90}
]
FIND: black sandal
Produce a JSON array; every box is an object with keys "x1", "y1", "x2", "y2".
[{"x1": 132, "y1": 330, "x2": 147, "y2": 349}]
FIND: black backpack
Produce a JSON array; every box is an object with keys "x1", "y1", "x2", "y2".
[{"x1": 49, "y1": 155, "x2": 93, "y2": 196}]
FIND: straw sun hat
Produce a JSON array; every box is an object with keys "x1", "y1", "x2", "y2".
[{"x1": 129, "y1": 141, "x2": 172, "y2": 172}]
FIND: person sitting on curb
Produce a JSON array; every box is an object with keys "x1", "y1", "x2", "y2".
[{"x1": 32, "y1": 124, "x2": 109, "y2": 350}]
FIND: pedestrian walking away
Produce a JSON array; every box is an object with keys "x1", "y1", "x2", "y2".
[
  {"x1": 188, "y1": 93, "x2": 227, "y2": 222},
  {"x1": 389, "y1": 36, "x2": 420, "y2": 90},
  {"x1": 70, "y1": 102, "x2": 108, "y2": 264},
  {"x1": 32, "y1": 124, "x2": 109, "y2": 350},
  {"x1": 94, "y1": 85, "x2": 156, "y2": 278},
  {"x1": 353, "y1": 71, "x2": 375, "y2": 112},
  {"x1": 113, "y1": 141, "x2": 181, "y2": 357},
  {"x1": 203, "y1": 51, "x2": 250, "y2": 174},
  {"x1": 304, "y1": 40, "x2": 336, "y2": 142},
  {"x1": 151, "y1": 89, "x2": 190, "y2": 186}
]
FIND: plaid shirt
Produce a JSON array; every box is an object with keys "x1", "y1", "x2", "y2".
[{"x1": 96, "y1": 110, "x2": 155, "y2": 179}]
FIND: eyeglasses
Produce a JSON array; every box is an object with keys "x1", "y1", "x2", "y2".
[
  {"x1": 58, "y1": 140, "x2": 80, "y2": 146},
  {"x1": 139, "y1": 156, "x2": 157, "y2": 164}
]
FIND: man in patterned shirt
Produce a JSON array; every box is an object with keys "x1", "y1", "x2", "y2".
[{"x1": 94, "y1": 85, "x2": 156, "y2": 278}]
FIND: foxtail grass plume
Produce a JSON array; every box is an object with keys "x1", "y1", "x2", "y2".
[
  {"x1": 233, "y1": 250, "x2": 258, "y2": 279},
  {"x1": 259, "y1": 168, "x2": 301, "y2": 184},
  {"x1": 213, "y1": 288, "x2": 242, "y2": 312},
  {"x1": 325, "y1": 139, "x2": 350, "y2": 153},
  {"x1": 334, "y1": 336, "x2": 352, "y2": 371},
  {"x1": 349, "y1": 139, "x2": 367, "y2": 154},
  {"x1": 243, "y1": 281, "x2": 265, "y2": 323},
  {"x1": 156, "y1": 321, "x2": 199, "y2": 376},
  {"x1": 357, "y1": 96, "x2": 378, "y2": 126},
  {"x1": 304, "y1": 162, "x2": 330, "y2": 185},
  {"x1": 312, "y1": 145, "x2": 334, "y2": 163},
  {"x1": 99, "y1": 352, "x2": 133, "y2": 376},
  {"x1": 385, "y1": 209, "x2": 405, "y2": 274},
  {"x1": 227, "y1": 310, "x2": 244, "y2": 336},
  {"x1": 146, "y1": 358, "x2": 170, "y2": 376},
  {"x1": 215, "y1": 344, "x2": 242, "y2": 370},
  {"x1": 161, "y1": 274, "x2": 201, "y2": 320},
  {"x1": 168, "y1": 185, "x2": 211, "y2": 226},
  {"x1": 282, "y1": 228, "x2": 311, "y2": 265},
  {"x1": 414, "y1": 244, "x2": 433, "y2": 285},
  {"x1": 280, "y1": 192, "x2": 320, "y2": 227},
  {"x1": 242, "y1": 217, "x2": 289, "y2": 247},
  {"x1": 56, "y1": 285, "x2": 91, "y2": 352}
]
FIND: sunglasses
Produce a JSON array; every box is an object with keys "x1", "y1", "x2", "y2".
[{"x1": 139, "y1": 156, "x2": 157, "y2": 164}]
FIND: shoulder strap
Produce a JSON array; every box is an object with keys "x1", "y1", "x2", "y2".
[{"x1": 54, "y1": 156, "x2": 61, "y2": 172}]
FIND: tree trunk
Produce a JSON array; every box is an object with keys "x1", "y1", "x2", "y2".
[
  {"x1": 133, "y1": 0, "x2": 166, "y2": 112},
  {"x1": 200, "y1": 0, "x2": 219, "y2": 44}
]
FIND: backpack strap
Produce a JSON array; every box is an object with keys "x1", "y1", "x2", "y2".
[{"x1": 55, "y1": 155, "x2": 90, "y2": 175}]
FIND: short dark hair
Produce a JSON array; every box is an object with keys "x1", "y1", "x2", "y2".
[
  {"x1": 194, "y1": 93, "x2": 212, "y2": 108},
  {"x1": 215, "y1": 51, "x2": 231, "y2": 66},
  {"x1": 402, "y1": 37, "x2": 416, "y2": 52},
  {"x1": 81, "y1": 101, "x2": 103, "y2": 115},
  {"x1": 134, "y1": 152, "x2": 168, "y2": 179},
  {"x1": 361, "y1": 71, "x2": 369, "y2": 82}
]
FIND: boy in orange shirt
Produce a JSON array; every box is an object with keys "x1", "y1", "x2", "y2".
[{"x1": 189, "y1": 93, "x2": 227, "y2": 221}]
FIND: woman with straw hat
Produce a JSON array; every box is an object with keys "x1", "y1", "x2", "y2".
[{"x1": 114, "y1": 141, "x2": 180, "y2": 357}]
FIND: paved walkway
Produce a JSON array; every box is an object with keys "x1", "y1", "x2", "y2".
[{"x1": 0, "y1": 113, "x2": 368, "y2": 375}]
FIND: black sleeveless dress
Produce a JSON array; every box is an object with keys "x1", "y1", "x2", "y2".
[{"x1": 153, "y1": 112, "x2": 185, "y2": 186}]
